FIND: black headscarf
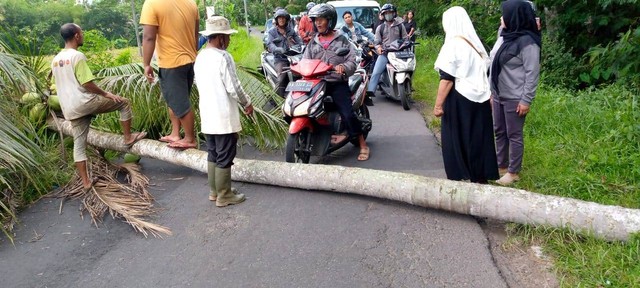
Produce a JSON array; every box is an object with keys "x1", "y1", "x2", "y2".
[{"x1": 490, "y1": 0, "x2": 541, "y2": 94}]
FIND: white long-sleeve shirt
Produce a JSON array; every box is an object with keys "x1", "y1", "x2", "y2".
[{"x1": 194, "y1": 47, "x2": 251, "y2": 135}]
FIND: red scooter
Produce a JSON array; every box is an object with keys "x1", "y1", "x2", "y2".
[{"x1": 282, "y1": 55, "x2": 372, "y2": 163}]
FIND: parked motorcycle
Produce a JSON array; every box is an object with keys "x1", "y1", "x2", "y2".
[
  {"x1": 259, "y1": 42, "x2": 304, "y2": 95},
  {"x1": 282, "y1": 51, "x2": 372, "y2": 164},
  {"x1": 376, "y1": 39, "x2": 418, "y2": 111}
]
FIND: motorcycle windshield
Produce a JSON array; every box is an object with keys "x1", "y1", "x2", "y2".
[{"x1": 291, "y1": 59, "x2": 333, "y2": 78}]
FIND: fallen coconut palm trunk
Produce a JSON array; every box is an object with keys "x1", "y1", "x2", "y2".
[{"x1": 48, "y1": 117, "x2": 640, "y2": 241}]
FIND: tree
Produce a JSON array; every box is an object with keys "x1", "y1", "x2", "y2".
[{"x1": 49, "y1": 118, "x2": 640, "y2": 241}]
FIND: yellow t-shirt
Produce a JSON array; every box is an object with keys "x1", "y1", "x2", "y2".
[{"x1": 140, "y1": 0, "x2": 199, "y2": 68}]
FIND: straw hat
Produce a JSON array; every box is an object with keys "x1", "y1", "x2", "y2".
[{"x1": 199, "y1": 16, "x2": 238, "y2": 36}]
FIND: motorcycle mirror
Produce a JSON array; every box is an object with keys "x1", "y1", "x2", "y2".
[{"x1": 335, "y1": 48, "x2": 350, "y2": 57}]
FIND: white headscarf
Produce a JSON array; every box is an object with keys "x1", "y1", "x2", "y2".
[{"x1": 434, "y1": 6, "x2": 491, "y2": 103}]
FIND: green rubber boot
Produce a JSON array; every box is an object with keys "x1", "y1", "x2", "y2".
[
  {"x1": 215, "y1": 167, "x2": 245, "y2": 207},
  {"x1": 207, "y1": 162, "x2": 216, "y2": 201}
]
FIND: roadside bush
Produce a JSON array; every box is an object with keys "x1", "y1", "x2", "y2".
[
  {"x1": 583, "y1": 26, "x2": 640, "y2": 89},
  {"x1": 81, "y1": 29, "x2": 114, "y2": 72},
  {"x1": 539, "y1": 33, "x2": 582, "y2": 89},
  {"x1": 113, "y1": 38, "x2": 130, "y2": 49}
]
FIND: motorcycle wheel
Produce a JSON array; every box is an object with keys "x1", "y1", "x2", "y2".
[
  {"x1": 351, "y1": 105, "x2": 371, "y2": 146},
  {"x1": 399, "y1": 81, "x2": 411, "y2": 111},
  {"x1": 285, "y1": 132, "x2": 311, "y2": 163}
]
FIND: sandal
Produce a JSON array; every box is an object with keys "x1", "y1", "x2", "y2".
[
  {"x1": 125, "y1": 132, "x2": 147, "y2": 147},
  {"x1": 331, "y1": 134, "x2": 349, "y2": 145},
  {"x1": 357, "y1": 147, "x2": 370, "y2": 161}
]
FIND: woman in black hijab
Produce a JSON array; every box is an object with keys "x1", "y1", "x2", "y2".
[{"x1": 490, "y1": 0, "x2": 541, "y2": 186}]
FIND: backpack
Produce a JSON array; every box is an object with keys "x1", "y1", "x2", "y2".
[{"x1": 379, "y1": 22, "x2": 403, "y2": 40}]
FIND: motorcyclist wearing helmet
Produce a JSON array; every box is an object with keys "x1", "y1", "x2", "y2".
[
  {"x1": 339, "y1": 11, "x2": 375, "y2": 43},
  {"x1": 303, "y1": 4, "x2": 370, "y2": 161},
  {"x1": 366, "y1": 3, "x2": 407, "y2": 99},
  {"x1": 267, "y1": 9, "x2": 303, "y2": 97},
  {"x1": 298, "y1": 2, "x2": 316, "y2": 44}
]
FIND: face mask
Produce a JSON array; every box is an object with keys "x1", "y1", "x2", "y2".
[{"x1": 384, "y1": 14, "x2": 394, "y2": 22}]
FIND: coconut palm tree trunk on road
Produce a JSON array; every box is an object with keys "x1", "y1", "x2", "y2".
[{"x1": 48, "y1": 117, "x2": 640, "y2": 241}]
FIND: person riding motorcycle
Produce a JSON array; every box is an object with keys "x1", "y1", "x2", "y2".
[
  {"x1": 266, "y1": 8, "x2": 303, "y2": 97},
  {"x1": 339, "y1": 11, "x2": 375, "y2": 43},
  {"x1": 366, "y1": 3, "x2": 407, "y2": 99},
  {"x1": 298, "y1": 2, "x2": 316, "y2": 44},
  {"x1": 303, "y1": 3, "x2": 370, "y2": 161}
]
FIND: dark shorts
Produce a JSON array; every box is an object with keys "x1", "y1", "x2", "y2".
[
  {"x1": 205, "y1": 133, "x2": 238, "y2": 168},
  {"x1": 158, "y1": 63, "x2": 194, "y2": 118}
]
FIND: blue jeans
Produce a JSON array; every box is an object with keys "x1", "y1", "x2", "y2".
[{"x1": 367, "y1": 54, "x2": 388, "y2": 93}]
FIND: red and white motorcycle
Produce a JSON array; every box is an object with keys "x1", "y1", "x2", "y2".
[{"x1": 282, "y1": 54, "x2": 372, "y2": 163}]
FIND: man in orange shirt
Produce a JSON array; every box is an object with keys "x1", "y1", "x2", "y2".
[
  {"x1": 140, "y1": 0, "x2": 199, "y2": 149},
  {"x1": 298, "y1": 2, "x2": 316, "y2": 44}
]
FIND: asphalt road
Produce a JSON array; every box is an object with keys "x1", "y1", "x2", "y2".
[{"x1": 0, "y1": 97, "x2": 507, "y2": 287}]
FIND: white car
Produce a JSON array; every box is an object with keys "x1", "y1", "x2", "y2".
[{"x1": 327, "y1": 0, "x2": 381, "y2": 33}]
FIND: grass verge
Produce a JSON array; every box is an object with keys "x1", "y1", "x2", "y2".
[{"x1": 414, "y1": 35, "x2": 640, "y2": 287}]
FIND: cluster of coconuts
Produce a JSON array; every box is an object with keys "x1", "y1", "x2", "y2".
[{"x1": 21, "y1": 83, "x2": 61, "y2": 123}]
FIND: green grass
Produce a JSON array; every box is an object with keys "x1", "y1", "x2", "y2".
[
  {"x1": 414, "y1": 35, "x2": 640, "y2": 287},
  {"x1": 411, "y1": 36, "x2": 444, "y2": 131},
  {"x1": 228, "y1": 29, "x2": 264, "y2": 70}
]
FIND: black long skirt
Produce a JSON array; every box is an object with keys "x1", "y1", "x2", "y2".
[{"x1": 441, "y1": 91, "x2": 499, "y2": 183}]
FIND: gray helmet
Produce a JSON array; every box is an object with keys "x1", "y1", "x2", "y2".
[
  {"x1": 274, "y1": 9, "x2": 291, "y2": 27},
  {"x1": 308, "y1": 3, "x2": 337, "y2": 35},
  {"x1": 306, "y1": 2, "x2": 316, "y2": 11},
  {"x1": 380, "y1": 3, "x2": 397, "y2": 18}
]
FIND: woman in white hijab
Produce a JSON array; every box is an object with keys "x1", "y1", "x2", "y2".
[{"x1": 433, "y1": 6, "x2": 499, "y2": 183}]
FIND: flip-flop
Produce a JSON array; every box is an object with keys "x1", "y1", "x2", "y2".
[
  {"x1": 168, "y1": 141, "x2": 197, "y2": 150},
  {"x1": 125, "y1": 132, "x2": 147, "y2": 147},
  {"x1": 331, "y1": 134, "x2": 349, "y2": 145},
  {"x1": 158, "y1": 135, "x2": 178, "y2": 143},
  {"x1": 357, "y1": 147, "x2": 370, "y2": 161}
]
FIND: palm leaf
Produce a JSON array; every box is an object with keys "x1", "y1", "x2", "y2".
[
  {"x1": 94, "y1": 63, "x2": 288, "y2": 149},
  {"x1": 0, "y1": 36, "x2": 49, "y2": 243}
]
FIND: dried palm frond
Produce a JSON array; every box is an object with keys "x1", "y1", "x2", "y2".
[{"x1": 54, "y1": 152, "x2": 171, "y2": 238}]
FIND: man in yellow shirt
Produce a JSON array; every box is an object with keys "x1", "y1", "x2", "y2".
[{"x1": 140, "y1": 0, "x2": 199, "y2": 149}]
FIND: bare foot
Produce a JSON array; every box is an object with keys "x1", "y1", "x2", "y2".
[
  {"x1": 168, "y1": 140, "x2": 197, "y2": 150},
  {"x1": 158, "y1": 135, "x2": 181, "y2": 143}
]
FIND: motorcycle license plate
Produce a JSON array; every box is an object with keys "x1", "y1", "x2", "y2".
[
  {"x1": 395, "y1": 51, "x2": 414, "y2": 59},
  {"x1": 286, "y1": 81, "x2": 313, "y2": 92}
]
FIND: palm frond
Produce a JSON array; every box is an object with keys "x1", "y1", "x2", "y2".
[
  {"x1": 55, "y1": 151, "x2": 171, "y2": 238},
  {"x1": 94, "y1": 63, "x2": 288, "y2": 150},
  {"x1": 96, "y1": 63, "x2": 170, "y2": 138}
]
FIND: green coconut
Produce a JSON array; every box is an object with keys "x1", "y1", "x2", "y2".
[
  {"x1": 29, "y1": 103, "x2": 47, "y2": 123},
  {"x1": 49, "y1": 83, "x2": 57, "y2": 94},
  {"x1": 48, "y1": 95, "x2": 62, "y2": 111},
  {"x1": 123, "y1": 153, "x2": 141, "y2": 163},
  {"x1": 21, "y1": 92, "x2": 41, "y2": 104}
]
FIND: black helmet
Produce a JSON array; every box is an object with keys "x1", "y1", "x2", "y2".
[
  {"x1": 308, "y1": 4, "x2": 337, "y2": 35},
  {"x1": 380, "y1": 3, "x2": 397, "y2": 17},
  {"x1": 273, "y1": 9, "x2": 291, "y2": 27}
]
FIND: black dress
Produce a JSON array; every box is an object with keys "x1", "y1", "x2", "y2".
[{"x1": 439, "y1": 70, "x2": 499, "y2": 183}]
